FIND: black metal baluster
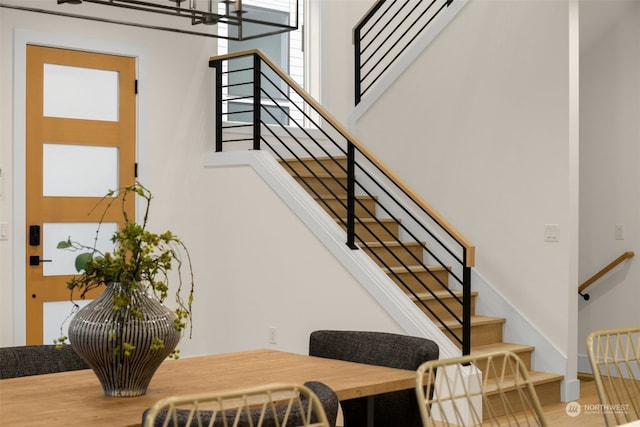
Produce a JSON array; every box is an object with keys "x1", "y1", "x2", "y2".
[
  {"x1": 253, "y1": 54, "x2": 261, "y2": 150},
  {"x1": 354, "y1": 27, "x2": 362, "y2": 106},
  {"x1": 462, "y1": 262, "x2": 472, "y2": 356},
  {"x1": 347, "y1": 143, "x2": 357, "y2": 249},
  {"x1": 214, "y1": 59, "x2": 223, "y2": 152}
]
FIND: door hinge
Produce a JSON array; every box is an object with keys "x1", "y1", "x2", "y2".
[
  {"x1": 135, "y1": 79, "x2": 138, "y2": 95},
  {"x1": 134, "y1": 162, "x2": 138, "y2": 178}
]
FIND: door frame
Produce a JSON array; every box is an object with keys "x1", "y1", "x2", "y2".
[{"x1": 11, "y1": 29, "x2": 149, "y2": 345}]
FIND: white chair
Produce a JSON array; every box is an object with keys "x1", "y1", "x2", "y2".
[
  {"x1": 415, "y1": 350, "x2": 547, "y2": 426},
  {"x1": 587, "y1": 326, "x2": 640, "y2": 426},
  {"x1": 143, "y1": 382, "x2": 336, "y2": 427}
]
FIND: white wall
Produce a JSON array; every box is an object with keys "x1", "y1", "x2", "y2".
[
  {"x1": 319, "y1": 0, "x2": 372, "y2": 124},
  {"x1": 351, "y1": 0, "x2": 579, "y2": 379},
  {"x1": 167, "y1": 163, "x2": 404, "y2": 356},
  {"x1": 0, "y1": 3, "x2": 405, "y2": 355},
  {"x1": 3, "y1": 0, "x2": 635, "y2": 378},
  {"x1": 578, "y1": 1, "x2": 640, "y2": 371}
]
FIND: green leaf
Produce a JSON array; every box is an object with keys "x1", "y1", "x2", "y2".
[
  {"x1": 74, "y1": 252, "x2": 92, "y2": 272},
  {"x1": 57, "y1": 239, "x2": 73, "y2": 249}
]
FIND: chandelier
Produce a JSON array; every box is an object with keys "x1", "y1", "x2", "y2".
[{"x1": 0, "y1": 0, "x2": 298, "y2": 40}]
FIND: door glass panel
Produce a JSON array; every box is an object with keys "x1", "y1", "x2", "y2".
[
  {"x1": 43, "y1": 222, "x2": 118, "y2": 276},
  {"x1": 43, "y1": 300, "x2": 93, "y2": 345},
  {"x1": 43, "y1": 143, "x2": 118, "y2": 197},
  {"x1": 43, "y1": 63, "x2": 119, "y2": 122}
]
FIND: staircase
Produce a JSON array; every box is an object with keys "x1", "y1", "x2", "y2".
[
  {"x1": 210, "y1": 47, "x2": 564, "y2": 414},
  {"x1": 282, "y1": 155, "x2": 564, "y2": 410}
]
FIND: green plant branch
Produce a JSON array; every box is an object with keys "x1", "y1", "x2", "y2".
[{"x1": 56, "y1": 182, "x2": 195, "y2": 356}]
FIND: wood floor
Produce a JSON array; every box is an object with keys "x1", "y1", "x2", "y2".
[
  {"x1": 542, "y1": 375, "x2": 607, "y2": 427},
  {"x1": 334, "y1": 375, "x2": 610, "y2": 426}
]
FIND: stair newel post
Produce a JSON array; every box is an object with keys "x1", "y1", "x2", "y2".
[
  {"x1": 252, "y1": 53, "x2": 261, "y2": 150},
  {"x1": 462, "y1": 261, "x2": 472, "y2": 356},
  {"x1": 347, "y1": 142, "x2": 357, "y2": 250},
  {"x1": 214, "y1": 59, "x2": 223, "y2": 152}
]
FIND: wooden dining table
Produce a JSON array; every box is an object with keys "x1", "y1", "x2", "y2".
[{"x1": 0, "y1": 348, "x2": 418, "y2": 426}]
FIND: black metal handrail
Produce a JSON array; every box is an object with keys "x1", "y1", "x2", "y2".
[
  {"x1": 209, "y1": 49, "x2": 474, "y2": 354},
  {"x1": 354, "y1": 0, "x2": 453, "y2": 105}
]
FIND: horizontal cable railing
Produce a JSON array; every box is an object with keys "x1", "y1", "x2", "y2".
[
  {"x1": 354, "y1": 0, "x2": 453, "y2": 105},
  {"x1": 209, "y1": 49, "x2": 474, "y2": 354},
  {"x1": 579, "y1": 251, "x2": 635, "y2": 300}
]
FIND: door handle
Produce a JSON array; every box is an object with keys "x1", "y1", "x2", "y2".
[{"x1": 29, "y1": 255, "x2": 52, "y2": 266}]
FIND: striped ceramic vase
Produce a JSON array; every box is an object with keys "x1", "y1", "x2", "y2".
[{"x1": 68, "y1": 283, "x2": 181, "y2": 397}]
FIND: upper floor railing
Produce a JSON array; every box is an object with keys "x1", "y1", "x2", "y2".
[
  {"x1": 209, "y1": 49, "x2": 474, "y2": 354},
  {"x1": 354, "y1": 0, "x2": 454, "y2": 105}
]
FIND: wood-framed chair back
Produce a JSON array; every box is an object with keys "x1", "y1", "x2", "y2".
[
  {"x1": 587, "y1": 326, "x2": 640, "y2": 426},
  {"x1": 415, "y1": 350, "x2": 547, "y2": 426},
  {"x1": 143, "y1": 382, "x2": 334, "y2": 427}
]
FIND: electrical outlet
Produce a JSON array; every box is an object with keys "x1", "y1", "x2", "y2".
[
  {"x1": 268, "y1": 327, "x2": 277, "y2": 344},
  {"x1": 615, "y1": 224, "x2": 625, "y2": 240},
  {"x1": 0, "y1": 222, "x2": 8, "y2": 241}
]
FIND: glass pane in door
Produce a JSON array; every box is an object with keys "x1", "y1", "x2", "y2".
[
  {"x1": 42, "y1": 222, "x2": 118, "y2": 276},
  {"x1": 43, "y1": 300, "x2": 93, "y2": 345},
  {"x1": 43, "y1": 63, "x2": 119, "y2": 121},
  {"x1": 43, "y1": 143, "x2": 119, "y2": 197}
]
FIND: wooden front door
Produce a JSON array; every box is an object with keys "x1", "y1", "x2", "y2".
[{"x1": 25, "y1": 45, "x2": 136, "y2": 344}]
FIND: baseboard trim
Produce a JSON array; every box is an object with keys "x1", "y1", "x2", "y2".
[
  {"x1": 471, "y1": 268, "x2": 576, "y2": 400},
  {"x1": 577, "y1": 353, "x2": 593, "y2": 375},
  {"x1": 563, "y1": 378, "x2": 581, "y2": 403}
]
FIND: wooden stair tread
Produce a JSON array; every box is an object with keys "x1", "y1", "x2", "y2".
[
  {"x1": 361, "y1": 241, "x2": 423, "y2": 248},
  {"x1": 471, "y1": 342, "x2": 535, "y2": 355},
  {"x1": 408, "y1": 290, "x2": 478, "y2": 301},
  {"x1": 280, "y1": 156, "x2": 347, "y2": 163},
  {"x1": 441, "y1": 315, "x2": 506, "y2": 329},
  {"x1": 527, "y1": 371, "x2": 565, "y2": 385},
  {"x1": 312, "y1": 194, "x2": 377, "y2": 201},
  {"x1": 295, "y1": 172, "x2": 346, "y2": 179},
  {"x1": 383, "y1": 265, "x2": 447, "y2": 273},
  {"x1": 337, "y1": 217, "x2": 398, "y2": 224},
  {"x1": 483, "y1": 371, "x2": 564, "y2": 393}
]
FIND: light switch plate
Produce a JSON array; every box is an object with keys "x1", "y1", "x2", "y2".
[{"x1": 544, "y1": 224, "x2": 559, "y2": 242}]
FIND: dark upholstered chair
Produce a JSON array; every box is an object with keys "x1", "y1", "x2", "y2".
[
  {"x1": 0, "y1": 344, "x2": 89, "y2": 379},
  {"x1": 309, "y1": 330, "x2": 439, "y2": 427},
  {"x1": 142, "y1": 381, "x2": 339, "y2": 427}
]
